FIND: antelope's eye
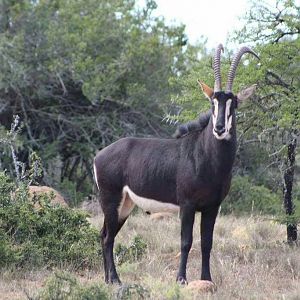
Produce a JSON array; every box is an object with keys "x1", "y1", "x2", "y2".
[{"x1": 212, "y1": 99, "x2": 218, "y2": 109}]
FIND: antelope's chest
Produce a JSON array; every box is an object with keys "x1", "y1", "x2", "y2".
[{"x1": 177, "y1": 177, "x2": 231, "y2": 210}]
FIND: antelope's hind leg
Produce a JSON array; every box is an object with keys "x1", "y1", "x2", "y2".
[{"x1": 100, "y1": 190, "x2": 135, "y2": 284}]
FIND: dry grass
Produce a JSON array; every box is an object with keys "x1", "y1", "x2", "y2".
[{"x1": 1, "y1": 212, "x2": 299, "y2": 299}]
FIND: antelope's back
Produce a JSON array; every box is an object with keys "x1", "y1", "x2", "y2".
[{"x1": 94, "y1": 137, "x2": 180, "y2": 196}]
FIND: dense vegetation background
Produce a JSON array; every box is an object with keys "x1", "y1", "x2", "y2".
[{"x1": 0, "y1": 0, "x2": 190, "y2": 198}]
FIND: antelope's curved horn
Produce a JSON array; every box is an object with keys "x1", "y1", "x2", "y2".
[
  {"x1": 226, "y1": 46, "x2": 259, "y2": 92},
  {"x1": 213, "y1": 44, "x2": 224, "y2": 92}
]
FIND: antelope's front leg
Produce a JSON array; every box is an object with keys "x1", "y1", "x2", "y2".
[
  {"x1": 200, "y1": 206, "x2": 219, "y2": 281},
  {"x1": 176, "y1": 205, "x2": 196, "y2": 284}
]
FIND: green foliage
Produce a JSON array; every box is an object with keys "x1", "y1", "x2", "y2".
[
  {"x1": 164, "y1": 284, "x2": 181, "y2": 300},
  {"x1": 59, "y1": 178, "x2": 86, "y2": 207},
  {"x1": 222, "y1": 176, "x2": 282, "y2": 216},
  {"x1": 275, "y1": 183, "x2": 300, "y2": 226},
  {"x1": 115, "y1": 235, "x2": 147, "y2": 265},
  {"x1": 0, "y1": 171, "x2": 101, "y2": 269},
  {"x1": 230, "y1": 0, "x2": 300, "y2": 162},
  {"x1": 232, "y1": 0, "x2": 300, "y2": 240},
  {"x1": 293, "y1": 184, "x2": 300, "y2": 215},
  {"x1": 28, "y1": 151, "x2": 43, "y2": 185},
  {"x1": 0, "y1": 229, "x2": 20, "y2": 267},
  {"x1": 168, "y1": 43, "x2": 213, "y2": 123},
  {"x1": 0, "y1": 0, "x2": 189, "y2": 192},
  {"x1": 37, "y1": 271, "x2": 109, "y2": 300},
  {"x1": 235, "y1": 0, "x2": 300, "y2": 45},
  {"x1": 116, "y1": 283, "x2": 150, "y2": 300}
]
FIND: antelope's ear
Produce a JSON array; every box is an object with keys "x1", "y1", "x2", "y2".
[
  {"x1": 237, "y1": 84, "x2": 257, "y2": 102},
  {"x1": 197, "y1": 80, "x2": 213, "y2": 100}
]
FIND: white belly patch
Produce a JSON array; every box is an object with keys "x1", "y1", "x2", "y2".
[{"x1": 122, "y1": 185, "x2": 179, "y2": 213}]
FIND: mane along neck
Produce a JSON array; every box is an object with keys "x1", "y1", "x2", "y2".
[{"x1": 174, "y1": 110, "x2": 212, "y2": 139}]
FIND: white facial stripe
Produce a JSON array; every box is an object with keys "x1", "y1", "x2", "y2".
[
  {"x1": 212, "y1": 98, "x2": 233, "y2": 140},
  {"x1": 212, "y1": 99, "x2": 218, "y2": 126},
  {"x1": 224, "y1": 99, "x2": 232, "y2": 132},
  {"x1": 227, "y1": 115, "x2": 232, "y2": 131}
]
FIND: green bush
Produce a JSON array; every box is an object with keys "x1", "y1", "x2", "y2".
[
  {"x1": 37, "y1": 271, "x2": 109, "y2": 300},
  {"x1": 0, "y1": 229, "x2": 21, "y2": 266},
  {"x1": 221, "y1": 175, "x2": 282, "y2": 215},
  {"x1": 292, "y1": 184, "x2": 300, "y2": 217},
  {"x1": 115, "y1": 235, "x2": 148, "y2": 266},
  {"x1": 0, "y1": 171, "x2": 101, "y2": 269},
  {"x1": 116, "y1": 283, "x2": 150, "y2": 300},
  {"x1": 59, "y1": 178, "x2": 89, "y2": 207},
  {"x1": 37, "y1": 272, "x2": 150, "y2": 300}
]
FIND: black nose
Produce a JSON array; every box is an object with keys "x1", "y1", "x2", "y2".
[{"x1": 215, "y1": 124, "x2": 225, "y2": 135}]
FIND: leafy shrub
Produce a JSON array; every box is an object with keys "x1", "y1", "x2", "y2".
[
  {"x1": 37, "y1": 271, "x2": 109, "y2": 300},
  {"x1": 221, "y1": 175, "x2": 282, "y2": 215},
  {"x1": 115, "y1": 235, "x2": 147, "y2": 266},
  {"x1": 0, "y1": 171, "x2": 101, "y2": 269},
  {"x1": 291, "y1": 184, "x2": 300, "y2": 218},
  {"x1": 116, "y1": 283, "x2": 150, "y2": 300},
  {"x1": 59, "y1": 178, "x2": 89, "y2": 207},
  {"x1": 164, "y1": 284, "x2": 181, "y2": 300},
  {"x1": 0, "y1": 229, "x2": 21, "y2": 267}
]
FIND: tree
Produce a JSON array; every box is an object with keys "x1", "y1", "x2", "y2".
[
  {"x1": 234, "y1": 0, "x2": 300, "y2": 243},
  {"x1": 0, "y1": 0, "x2": 188, "y2": 199}
]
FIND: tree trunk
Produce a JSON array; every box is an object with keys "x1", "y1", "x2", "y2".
[
  {"x1": 283, "y1": 138, "x2": 297, "y2": 243},
  {"x1": 0, "y1": 0, "x2": 10, "y2": 33}
]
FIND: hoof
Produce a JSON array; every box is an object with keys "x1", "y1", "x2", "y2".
[
  {"x1": 176, "y1": 276, "x2": 188, "y2": 285},
  {"x1": 186, "y1": 280, "x2": 216, "y2": 293},
  {"x1": 107, "y1": 278, "x2": 122, "y2": 285}
]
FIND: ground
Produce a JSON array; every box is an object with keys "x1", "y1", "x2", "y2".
[{"x1": 0, "y1": 212, "x2": 299, "y2": 299}]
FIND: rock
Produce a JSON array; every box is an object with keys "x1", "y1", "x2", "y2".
[
  {"x1": 186, "y1": 280, "x2": 217, "y2": 293},
  {"x1": 149, "y1": 212, "x2": 174, "y2": 220},
  {"x1": 28, "y1": 186, "x2": 68, "y2": 207}
]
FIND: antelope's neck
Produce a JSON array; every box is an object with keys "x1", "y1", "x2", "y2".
[{"x1": 203, "y1": 116, "x2": 237, "y2": 175}]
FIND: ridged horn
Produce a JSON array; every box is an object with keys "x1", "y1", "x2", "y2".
[
  {"x1": 213, "y1": 44, "x2": 224, "y2": 92},
  {"x1": 226, "y1": 46, "x2": 259, "y2": 92}
]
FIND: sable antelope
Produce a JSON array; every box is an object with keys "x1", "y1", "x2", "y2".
[{"x1": 93, "y1": 44, "x2": 259, "y2": 284}]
